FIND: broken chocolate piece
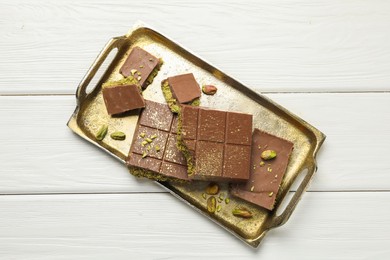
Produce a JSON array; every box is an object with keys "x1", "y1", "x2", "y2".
[
  {"x1": 120, "y1": 47, "x2": 161, "y2": 89},
  {"x1": 230, "y1": 129, "x2": 294, "y2": 211},
  {"x1": 161, "y1": 78, "x2": 200, "y2": 113},
  {"x1": 167, "y1": 73, "x2": 201, "y2": 104},
  {"x1": 127, "y1": 100, "x2": 189, "y2": 181},
  {"x1": 179, "y1": 105, "x2": 252, "y2": 182},
  {"x1": 102, "y1": 84, "x2": 145, "y2": 115}
]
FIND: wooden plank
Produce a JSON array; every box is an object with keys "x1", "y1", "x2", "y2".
[
  {"x1": 1, "y1": 0, "x2": 390, "y2": 94},
  {"x1": 0, "y1": 96, "x2": 161, "y2": 194},
  {"x1": 0, "y1": 192, "x2": 389, "y2": 259},
  {"x1": 270, "y1": 92, "x2": 390, "y2": 191},
  {"x1": 0, "y1": 93, "x2": 389, "y2": 194}
]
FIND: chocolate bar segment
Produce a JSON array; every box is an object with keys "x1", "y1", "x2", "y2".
[
  {"x1": 161, "y1": 73, "x2": 201, "y2": 113},
  {"x1": 127, "y1": 100, "x2": 189, "y2": 181},
  {"x1": 120, "y1": 47, "x2": 161, "y2": 89},
  {"x1": 179, "y1": 105, "x2": 252, "y2": 182},
  {"x1": 102, "y1": 84, "x2": 145, "y2": 115},
  {"x1": 230, "y1": 129, "x2": 294, "y2": 210},
  {"x1": 167, "y1": 73, "x2": 201, "y2": 104}
]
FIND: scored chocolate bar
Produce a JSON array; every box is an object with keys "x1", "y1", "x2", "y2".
[
  {"x1": 178, "y1": 105, "x2": 253, "y2": 182},
  {"x1": 127, "y1": 100, "x2": 189, "y2": 181},
  {"x1": 120, "y1": 46, "x2": 162, "y2": 89},
  {"x1": 230, "y1": 129, "x2": 294, "y2": 210}
]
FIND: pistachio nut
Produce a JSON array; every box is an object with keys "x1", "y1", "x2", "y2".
[
  {"x1": 232, "y1": 207, "x2": 253, "y2": 218},
  {"x1": 110, "y1": 131, "x2": 126, "y2": 140}
]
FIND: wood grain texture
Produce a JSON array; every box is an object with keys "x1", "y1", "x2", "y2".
[
  {"x1": 1, "y1": 93, "x2": 389, "y2": 194},
  {"x1": 0, "y1": 192, "x2": 389, "y2": 259},
  {"x1": 1, "y1": 0, "x2": 390, "y2": 94},
  {"x1": 1, "y1": 1, "x2": 389, "y2": 257}
]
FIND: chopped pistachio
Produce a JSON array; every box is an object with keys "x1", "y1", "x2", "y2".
[
  {"x1": 151, "y1": 134, "x2": 157, "y2": 139},
  {"x1": 137, "y1": 76, "x2": 142, "y2": 81},
  {"x1": 139, "y1": 132, "x2": 146, "y2": 138},
  {"x1": 145, "y1": 138, "x2": 153, "y2": 143},
  {"x1": 202, "y1": 193, "x2": 207, "y2": 200},
  {"x1": 137, "y1": 71, "x2": 141, "y2": 76},
  {"x1": 267, "y1": 167, "x2": 272, "y2": 172},
  {"x1": 139, "y1": 65, "x2": 144, "y2": 68},
  {"x1": 250, "y1": 186, "x2": 255, "y2": 192},
  {"x1": 141, "y1": 140, "x2": 148, "y2": 146},
  {"x1": 130, "y1": 69, "x2": 137, "y2": 75},
  {"x1": 146, "y1": 146, "x2": 151, "y2": 151},
  {"x1": 259, "y1": 161, "x2": 265, "y2": 167},
  {"x1": 225, "y1": 198, "x2": 230, "y2": 204},
  {"x1": 155, "y1": 145, "x2": 161, "y2": 152},
  {"x1": 142, "y1": 151, "x2": 148, "y2": 158},
  {"x1": 207, "y1": 196, "x2": 216, "y2": 213},
  {"x1": 216, "y1": 205, "x2": 222, "y2": 212},
  {"x1": 268, "y1": 192, "x2": 274, "y2": 197},
  {"x1": 219, "y1": 193, "x2": 225, "y2": 200}
]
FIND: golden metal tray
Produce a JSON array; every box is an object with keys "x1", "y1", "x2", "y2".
[{"x1": 67, "y1": 22, "x2": 325, "y2": 248}]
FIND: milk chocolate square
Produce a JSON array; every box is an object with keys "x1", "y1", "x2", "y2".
[
  {"x1": 167, "y1": 73, "x2": 201, "y2": 104},
  {"x1": 180, "y1": 105, "x2": 252, "y2": 182},
  {"x1": 198, "y1": 109, "x2": 226, "y2": 142},
  {"x1": 102, "y1": 84, "x2": 145, "y2": 115},
  {"x1": 196, "y1": 141, "x2": 224, "y2": 178},
  {"x1": 127, "y1": 100, "x2": 189, "y2": 181},
  {"x1": 226, "y1": 112, "x2": 253, "y2": 145},
  {"x1": 230, "y1": 129, "x2": 294, "y2": 210},
  {"x1": 138, "y1": 99, "x2": 173, "y2": 131}
]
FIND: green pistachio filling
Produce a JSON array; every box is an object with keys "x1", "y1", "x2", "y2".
[
  {"x1": 145, "y1": 59, "x2": 163, "y2": 86},
  {"x1": 176, "y1": 110, "x2": 196, "y2": 176},
  {"x1": 128, "y1": 166, "x2": 186, "y2": 183},
  {"x1": 103, "y1": 58, "x2": 163, "y2": 91},
  {"x1": 103, "y1": 76, "x2": 140, "y2": 90}
]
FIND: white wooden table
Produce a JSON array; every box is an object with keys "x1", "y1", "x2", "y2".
[{"x1": 1, "y1": 1, "x2": 390, "y2": 259}]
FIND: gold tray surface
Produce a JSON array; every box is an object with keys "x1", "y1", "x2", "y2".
[{"x1": 68, "y1": 22, "x2": 325, "y2": 248}]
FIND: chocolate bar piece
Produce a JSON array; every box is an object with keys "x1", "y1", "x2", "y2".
[
  {"x1": 127, "y1": 100, "x2": 188, "y2": 181},
  {"x1": 230, "y1": 129, "x2": 294, "y2": 211},
  {"x1": 168, "y1": 73, "x2": 201, "y2": 103},
  {"x1": 161, "y1": 73, "x2": 201, "y2": 113},
  {"x1": 178, "y1": 105, "x2": 252, "y2": 182},
  {"x1": 120, "y1": 47, "x2": 162, "y2": 89},
  {"x1": 102, "y1": 84, "x2": 145, "y2": 115}
]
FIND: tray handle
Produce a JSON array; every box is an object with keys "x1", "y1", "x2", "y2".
[
  {"x1": 75, "y1": 37, "x2": 124, "y2": 105},
  {"x1": 268, "y1": 159, "x2": 317, "y2": 229}
]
